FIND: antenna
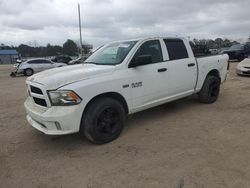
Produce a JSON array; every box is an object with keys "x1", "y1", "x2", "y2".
[{"x1": 78, "y1": 4, "x2": 83, "y2": 55}]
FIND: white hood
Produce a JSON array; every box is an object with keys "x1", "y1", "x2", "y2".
[
  {"x1": 26, "y1": 64, "x2": 116, "y2": 89},
  {"x1": 239, "y1": 58, "x2": 250, "y2": 67}
]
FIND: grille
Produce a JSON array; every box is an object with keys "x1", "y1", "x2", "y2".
[
  {"x1": 30, "y1": 86, "x2": 43, "y2": 94},
  {"x1": 242, "y1": 71, "x2": 250, "y2": 75},
  {"x1": 28, "y1": 84, "x2": 48, "y2": 107},
  {"x1": 243, "y1": 66, "x2": 250, "y2": 69},
  {"x1": 33, "y1": 97, "x2": 47, "y2": 107}
]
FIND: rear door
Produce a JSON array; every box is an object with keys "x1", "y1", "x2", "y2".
[
  {"x1": 29, "y1": 60, "x2": 43, "y2": 72},
  {"x1": 40, "y1": 60, "x2": 54, "y2": 71},
  {"x1": 164, "y1": 39, "x2": 197, "y2": 97}
]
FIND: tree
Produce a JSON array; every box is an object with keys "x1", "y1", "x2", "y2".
[
  {"x1": 189, "y1": 41, "x2": 195, "y2": 48},
  {"x1": 62, "y1": 39, "x2": 78, "y2": 56},
  {"x1": 0, "y1": 43, "x2": 13, "y2": 50},
  {"x1": 193, "y1": 38, "x2": 199, "y2": 45},
  {"x1": 206, "y1": 39, "x2": 215, "y2": 49},
  {"x1": 82, "y1": 44, "x2": 93, "y2": 54},
  {"x1": 223, "y1": 39, "x2": 231, "y2": 47},
  {"x1": 214, "y1": 38, "x2": 223, "y2": 48},
  {"x1": 17, "y1": 44, "x2": 35, "y2": 57}
]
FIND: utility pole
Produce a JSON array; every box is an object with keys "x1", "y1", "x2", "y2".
[{"x1": 78, "y1": 4, "x2": 83, "y2": 55}]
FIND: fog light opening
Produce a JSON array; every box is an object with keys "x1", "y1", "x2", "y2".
[{"x1": 55, "y1": 122, "x2": 62, "y2": 130}]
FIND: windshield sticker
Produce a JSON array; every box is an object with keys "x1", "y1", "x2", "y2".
[{"x1": 118, "y1": 44, "x2": 130, "y2": 48}]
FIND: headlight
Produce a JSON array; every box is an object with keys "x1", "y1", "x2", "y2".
[{"x1": 48, "y1": 90, "x2": 82, "y2": 106}]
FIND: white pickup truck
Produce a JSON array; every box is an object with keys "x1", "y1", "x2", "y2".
[{"x1": 24, "y1": 37, "x2": 229, "y2": 144}]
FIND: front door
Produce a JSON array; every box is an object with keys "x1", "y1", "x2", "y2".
[{"x1": 128, "y1": 39, "x2": 169, "y2": 112}]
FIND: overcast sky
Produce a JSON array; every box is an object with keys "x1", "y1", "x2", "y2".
[{"x1": 0, "y1": 0, "x2": 250, "y2": 47}]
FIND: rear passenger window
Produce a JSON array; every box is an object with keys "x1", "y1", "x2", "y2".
[
  {"x1": 133, "y1": 40, "x2": 163, "y2": 63},
  {"x1": 164, "y1": 39, "x2": 188, "y2": 60},
  {"x1": 28, "y1": 60, "x2": 40, "y2": 64},
  {"x1": 35, "y1": 60, "x2": 43, "y2": 64},
  {"x1": 41, "y1": 60, "x2": 51, "y2": 64}
]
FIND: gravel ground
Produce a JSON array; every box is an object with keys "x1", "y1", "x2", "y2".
[{"x1": 1, "y1": 63, "x2": 250, "y2": 188}]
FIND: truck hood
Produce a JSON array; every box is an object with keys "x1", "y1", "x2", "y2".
[{"x1": 26, "y1": 64, "x2": 116, "y2": 89}]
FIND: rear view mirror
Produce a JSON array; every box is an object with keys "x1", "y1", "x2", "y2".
[{"x1": 129, "y1": 55, "x2": 152, "y2": 68}]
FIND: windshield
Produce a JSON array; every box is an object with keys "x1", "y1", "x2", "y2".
[
  {"x1": 229, "y1": 44, "x2": 244, "y2": 50},
  {"x1": 85, "y1": 40, "x2": 138, "y2": 65}
]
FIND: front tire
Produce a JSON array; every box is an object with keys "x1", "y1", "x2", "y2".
[
  {"x1": 80, "y1": 97, "x2": 126, "y2": 144},
  {"x1": 198, "y1": 75, "x2": 220, "y2": 104},
  {"x1": 24, "y1": 68, "x2": 33, "y2": 76}
]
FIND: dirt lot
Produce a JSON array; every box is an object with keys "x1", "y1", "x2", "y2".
[{"x1": 1, "y1": 63, "x2": 250, "y2": 188}]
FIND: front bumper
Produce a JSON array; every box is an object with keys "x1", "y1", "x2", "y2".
[
  {"x1": 24, "y1": 97, "x2": 83, "y2": 135},
  {"x1": 12, "y1": 68, "x2": 24, "y2": 74},
  {"x1": 16, "y1": 68, "x2": 24, "y2": 74},
  {"x1": 236, "y1": 67, "x2": 250, "y2": 76},
  {"x1": 12, "y1": 63, "x2": 25, "y2": 74}
]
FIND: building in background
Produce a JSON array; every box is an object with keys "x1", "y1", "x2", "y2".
[{"x1": 0, "y1": 50, "x2": 19, "y2": 64}]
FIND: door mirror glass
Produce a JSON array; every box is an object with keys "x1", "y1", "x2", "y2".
[{"x1": 130, "y1": 55, "x2": 152, "y2": 68}]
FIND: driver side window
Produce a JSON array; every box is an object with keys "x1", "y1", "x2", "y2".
[{"x1": 132, "y1": 40, "x2": 163, "y2": 64}]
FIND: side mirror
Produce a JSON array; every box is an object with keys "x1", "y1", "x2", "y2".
[{"x1": 129, "y1": 55, "x2": 152, "y2": 68}]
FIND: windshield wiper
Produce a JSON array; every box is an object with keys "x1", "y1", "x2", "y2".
[
  {"x1": 84, "y1": 62, "x2": 116, "y2": 66},
  {"x1": 84, "y1": 61, "x2": 97, "y2": 64}
]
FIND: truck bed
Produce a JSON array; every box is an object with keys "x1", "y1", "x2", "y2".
[{"x1": 195, "y1": 54, "x2": 229, "y2": 92}]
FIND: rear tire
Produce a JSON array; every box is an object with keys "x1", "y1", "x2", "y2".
[
  {"x1": 24, "y1": 68, "x2": 33, "y2": 76},
  {"x1": 198, "y1": 75, "x2": 220, "y2": 104},
  {"x1": 80, "y1": 97, "x2": 126, "y2": 144}
]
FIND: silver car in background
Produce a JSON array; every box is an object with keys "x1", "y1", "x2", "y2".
[
  {"x1": 13, "y1": 59, "x2": 67, "y2": 76},
  {"x1": 236, "y1": 57, "x2": 250, "y2": 76}
]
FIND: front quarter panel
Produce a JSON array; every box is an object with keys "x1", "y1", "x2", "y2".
[
  {"x1": 19, "y1": 62, "x2": 28, "y2": 70},
  {"x1": 59, "y1": 68, "x2": 133, "y2": 114}
]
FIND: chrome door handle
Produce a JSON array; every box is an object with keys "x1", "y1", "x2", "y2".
[{"x1": 188, "y1": 63, "x2": 195, "y2": 67}]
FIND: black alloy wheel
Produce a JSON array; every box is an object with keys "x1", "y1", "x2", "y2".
[
  {"x1": 81, "y1": 97, "x2": 126, "y2": 144},
  {"x1": 96, "y1": 107, "x2": 121, "y2": 138}
]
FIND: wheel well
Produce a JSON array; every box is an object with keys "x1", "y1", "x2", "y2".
[
  {"x1": 207, "y1": 69, "x2": 221, "y2": 82},
  {"x1": 24, "y1": 68, "x2": 33, "y2": 75},
  {"x1": 84, "y1": 92, "x2": 129, "y2": 115},
  {"x1": 25, "y1": 68, "x2": 33, "y2": 72}
]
